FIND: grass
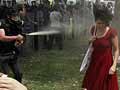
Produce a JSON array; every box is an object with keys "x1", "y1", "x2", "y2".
[{"x1": 20, "y1": 37, "x2": 120, "y2": 90}]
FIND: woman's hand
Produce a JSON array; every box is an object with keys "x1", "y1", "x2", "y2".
[
  {"x1": 89, "y1": 36, "x2": 96, "y2": 43},
  {"x1": 109, "y1": 65, "x2": 116, "y2": 75},
  {"x1": 0, "y1": 77, "x2": 27, "y2": 90}
]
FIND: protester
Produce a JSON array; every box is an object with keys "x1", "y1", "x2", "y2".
[{"x1": 82, "y1": 4, "x2": 119, "y2": 90}]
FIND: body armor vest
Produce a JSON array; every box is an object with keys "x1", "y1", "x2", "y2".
[{"x1": 0, "y1": 19, "x2": 22, "y2": 54}]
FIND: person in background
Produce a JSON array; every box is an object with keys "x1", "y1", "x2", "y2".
[
  {"x1": 48, "y1": 5, "x2": 63, "y2": 50},
  {"x1": 17, "y1": 4, "x2": 26, "y2": 21},
  {"x1": 82, "y1": 4, "x2": 119, "y2": 90},
  {"x1": 41, "y1": 2, "x2": 51, "y2": 49},
  {"x1": 0, "y1": 7, "x2": 25, "y2": 82},
  {"x1": 107, "y1": 2, "x2": 114, "y2": 15}
]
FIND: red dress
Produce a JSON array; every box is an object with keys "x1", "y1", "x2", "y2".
[{"x1": 82, "y1": 27, "x2": 119, "y2": 90}]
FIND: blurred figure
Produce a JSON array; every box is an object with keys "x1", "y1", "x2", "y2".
[
  {"x1": 107, "y1": 2, "x2": 114, "y2": 15},
  {"x1": 17, "y1": 4, "x2": 26, "y2": 19},
  {"x1": 41, "y1": 2, "x2": 51, "y2": 49},
  {"x1": 0, "y1": 4, "x2": 8, "y2": 20},
  {"x1": 42, "y1": 0, "x2": 50, "y2": 26},
  {"x1": 48, "y1": 5, "x2": 63, "y2": 50},
  {"x1": 27, "y1": 0, "x2": 39, "y2": 50},
  {"x1": 16, "y1": 4, "x2": 27, "y2": 32}
]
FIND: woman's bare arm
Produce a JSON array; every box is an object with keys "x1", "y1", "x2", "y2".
[{"x1": 109, "y1": 35, "x2": 119, "y2": 75}]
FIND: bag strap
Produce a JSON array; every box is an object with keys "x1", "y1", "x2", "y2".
[
  {"x1": 93, "y1": 25, "x2": 96, "y2": 37},
  {"x1": 88, "y1": 25, "x2": 96, "y2": 46},
  {"x1": 89, "y1": 24, "x2": 96, "y2": 37}
]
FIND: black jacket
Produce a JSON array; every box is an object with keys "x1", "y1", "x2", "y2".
[{"x1": 0, "y1": 19, "x2": 22, "y2": 54}]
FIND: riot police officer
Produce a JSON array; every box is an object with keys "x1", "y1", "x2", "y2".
[{"x1": 0, "y1": 7, "x2": 25, "y2": 82}]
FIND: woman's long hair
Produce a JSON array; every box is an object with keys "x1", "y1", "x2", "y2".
[{"x1": 93, "y1": 3, "x2": 113, "y2": 25}]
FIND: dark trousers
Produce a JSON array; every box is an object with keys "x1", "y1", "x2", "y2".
[
  {"x1": 0, "y1": 57, "x2": 22, "y2": 82},
  {"x1": 42, "y1": 35, "x2": 48, "y2": 49},
  {"x1": 48, "y1": 33, "x2": 63, "y2": 50}
]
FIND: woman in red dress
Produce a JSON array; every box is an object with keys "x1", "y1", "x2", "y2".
[{"x1": 82, "y1": 4, "x2": 119, "y2": 90}]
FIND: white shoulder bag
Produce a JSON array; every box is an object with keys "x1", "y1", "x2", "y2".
[
  {"x1": 80, "y1": 25, "x2": 96, "y2": 72},
  {"x1": 80, "y1": 44, "x2": 93, "y2": 72}
]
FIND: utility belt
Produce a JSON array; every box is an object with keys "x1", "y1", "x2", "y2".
[{"x1": 0, "y1": 51, "x2": 16, "y2": 62}]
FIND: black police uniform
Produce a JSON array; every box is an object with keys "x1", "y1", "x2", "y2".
[{"x1": 0, "y1": 18, "x2": 23, "y2": 82}]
